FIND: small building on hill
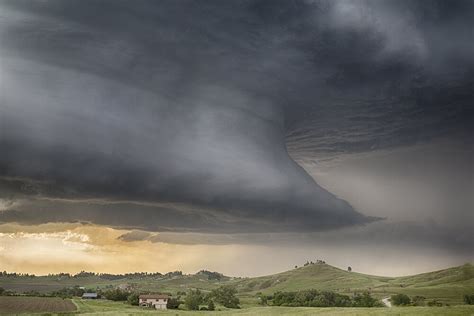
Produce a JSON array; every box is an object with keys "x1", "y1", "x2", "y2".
[
  {"x1": 82, "y1": 292, "x2": 98, "y2": 299},
  {"x1": 139, "y1": 294, "x2": 169, "y2": 310}
]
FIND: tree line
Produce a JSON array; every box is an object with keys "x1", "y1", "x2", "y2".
[{"x1": 271, "y1": 290, "x2": 383, "y2": 307}]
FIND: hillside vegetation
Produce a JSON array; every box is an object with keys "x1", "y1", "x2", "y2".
[{"x1": 1, "y1": 263, "x2": 473, "y2": 305}]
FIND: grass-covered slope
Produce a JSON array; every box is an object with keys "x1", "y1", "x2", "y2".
[{"x1": 1, "y1": 263, "x2": 472, "y2": 305}]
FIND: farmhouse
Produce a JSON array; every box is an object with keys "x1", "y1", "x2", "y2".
[
  {"x1": 82, "y1": 293, "x2": 98, "y2": 299},
  {"x1": 139, "y1": 294, "x2": 169, "y2": 310}
]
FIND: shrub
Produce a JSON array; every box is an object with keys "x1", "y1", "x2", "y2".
[
  {"x1": 427, "y1": 299, "x2": 443, "y2": 307},
  {"x1": 412, "y1": 296, "x2": 425, "y2": 306},
  {"x1": 210, "y1": 285, "x2": 240, "y2": 308},
  {"x1": 101, "y1": 288, "x2": 129, "y2": 301},
  {"x1": 390, "y1": 294, "x2": 411, "y2": 306},
  {"x1": 208, "y1": 300, "x2": 215, "y2": 311},
  {"x1": 352, "y1": 292, "x2": 382, "y2": 307},
  {"x1": 185, "y1": 289, "x2": 203, "y2": 310},
  {"x1": 273, "y1": 290, "x2": 375, "y2": 307},
  {"x1": 166, "y1": 297, "x2": 181, "y2": 309},
  {"x1": 464, "y1": 294, "x2": 474, "y2": 305},
  {"x1": 127, "y1": 293, "x2": 139, "y2": 305}
]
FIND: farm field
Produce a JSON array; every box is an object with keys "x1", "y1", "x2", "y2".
[{"x1": 0, "y1": 296, "x2": 76, "y2": 314}]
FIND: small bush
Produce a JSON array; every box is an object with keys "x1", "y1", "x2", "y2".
[
  {"x1": 390, "y1": 294, "x2": 411, "y2": 306},
  {"x1": 427, "y1": 299, "x2": 443, "y2": 307},
  {"x1": 464, "y1": 294, "x2": 474, "y2": 305},
  {"x1": 127, "y1": 293, "x2": 139, "y2": 305}
]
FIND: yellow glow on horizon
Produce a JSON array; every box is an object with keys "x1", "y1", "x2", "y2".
[{"x1": 0, "y1": 223, "x2": 244, "y2": 275}]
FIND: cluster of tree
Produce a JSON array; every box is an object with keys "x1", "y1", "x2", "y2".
[
  {"x1": 390, "y1": 294, "x2": 450, "y2": 307},
  {"x1": 98, "y1": 272, "x2": 163, "y2": 280},
  {"x1": 210, "y1": 285, "x2": 240, "y2": 308},
  {"x1": 164, "y1": 271, "x2": 183, "y2": 278},
  {"x1": 183, "y1": 286, "x2": 240, "y2": 311},
  {"x1": 197, "y1": 270, "x2": 224, "y2": 281},
  {"x1": 273, "y1": 290, "x2": 382, "y2": 307},
  {"x1": 0, "y1": 271, "x2": 36, "y2": 278},
  {"x1": 464, "y1": 294, "x2": 474, "y2": 305},
  {"x1": 302, "y1": 260, "x2": 326, "y2": 267},
  {"x1": 50, "y1": 286, "x2": 92, "y2": 299},
  {"x1": 100, "y1": 288, "x2": 130, "y2": 301},
  {"x1": 390, "y1": 294, "x2": 411, "y2": 306},
  {"x1": 184, "y1": 289, "x2": 213, "y2": 311},
  {"x1": 0, "y1": 270, "x2": 179, "y2": 280}
]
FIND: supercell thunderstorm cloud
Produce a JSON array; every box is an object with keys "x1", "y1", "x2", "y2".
[{"x1": 0, "y1": 0, "x2": 473, "y2": 239}]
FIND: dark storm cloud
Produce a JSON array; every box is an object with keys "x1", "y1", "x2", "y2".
[
  {"x1": 116, "y1": 221, "x2": 474, "y2": 257},
  {"x1": 0, "y1": 0, "x2": 473, "y2": 232}
]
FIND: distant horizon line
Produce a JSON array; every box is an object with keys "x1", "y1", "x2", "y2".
[{"x1": 2, "y1": 262, "x2": 472, "y2": 280}]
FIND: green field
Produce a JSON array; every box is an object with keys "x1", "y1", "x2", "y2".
[
  {"x1": 72, "y1": 299, "x2": 474, "y2": 315},
  {"x1": 2, "y1": 298, "x2": 473, "y2": 315}
]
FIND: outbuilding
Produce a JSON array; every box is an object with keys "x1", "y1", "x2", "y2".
[{"x1": 82, "y1": 293, "x2": 98, "y2": 299}]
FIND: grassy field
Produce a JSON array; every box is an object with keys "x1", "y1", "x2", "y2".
[
  {"x1": 1, "y1": 263, "x2": 473, "y2": 307},
  {"x1": 0, "y1": 296, "x2": 76, "y2": 314},
  {"x1": 0, "y1": 297, "x2": 472, "y2": 315},
  {"x1": 63, "y1": 299, "x2": 474, "y2": 315}
]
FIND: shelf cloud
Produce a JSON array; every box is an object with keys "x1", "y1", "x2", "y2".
[{"x1": 1, "y1": 0, "x2": 472, "y2": 233}]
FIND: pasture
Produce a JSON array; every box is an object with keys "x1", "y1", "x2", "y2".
[{"x1": 0, "y1": 297, "x2": 472, "y2": 315}]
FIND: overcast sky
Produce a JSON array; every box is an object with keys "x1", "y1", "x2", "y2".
[{"x1": 0, "y1": 0, "x2": 473, "y2": 276}]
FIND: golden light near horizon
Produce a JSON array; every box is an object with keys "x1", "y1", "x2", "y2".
[{"x1": 0, "y1": 224, "x2": 246, "y2": 276}]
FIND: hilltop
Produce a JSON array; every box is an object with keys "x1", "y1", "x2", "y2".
[{"x1": 1, "y1": 263, "x2": 473, "y2": 305}]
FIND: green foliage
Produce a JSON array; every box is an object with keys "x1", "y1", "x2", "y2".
[
  {"x1": 427, "y1": 299, "x2": 443, "y2": 307},
  {"x1": 210, "y1": 285, "x2": 240, "y2": 308},
  {"x1": 352, "y1": 292, "x2": 382, "y2": 307},
  {"x1": 463, "y1": 294, "x2": 474, "y2": 305},
  {"x1": 126, "y1": 293, "x2": 139, "y2": 306},
  {"x1": 101, "y1": 288, "x2": 129, "y2": 301},
  {"x1": 166, "y1": 297, "x2": 181, "y2": 309},
  {"x1": 198, "y1": 270, "x2": 223, "y2": 280},
  {"x1": 412, "y1": 295, "x2": 426, "y2": 306},
  {"x1": 273, "y1": 290, "x2": 381, "y2": 307},
  {"x1": 50, "y1": 286, "x2": 85, "y2": 299},
  {"x1": 391, "y1": 293, "x2": 411, "y2": 306},
  {"x1": 258, "y1": 294, "x2": 268, "y2": 305},
  {"x1": 184, "y1": 289, "x2": 203, "y2": 310},
  {"x1": 208, "y1": 299, "x2": 215, "y2": 311}
]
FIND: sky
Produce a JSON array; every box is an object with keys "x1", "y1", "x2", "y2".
[{"x1": 0, "y1": 0, "x2": 473, "y2": 277}]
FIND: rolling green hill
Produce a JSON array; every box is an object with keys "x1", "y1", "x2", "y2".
[{"x1": 1, "y1": 263, "x2": 473, "y2": 305}]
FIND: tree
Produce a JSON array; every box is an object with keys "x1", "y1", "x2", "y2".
[
  {"x1": 185, "y1": 289, "x2": 203, "y2": 310},
  {"x1": 347, "y1": 266, "x2": 352, "y2": 272},
  {"x1": 127, "y1": 293, "x2": 139, "y2": 305},
  {"x1": 210, "y1": 285, "x2": 240, "y2": 308},
  {"x1": 464, "y1": 294, "x2": 474, "y2": 305},
  {"x1": 352, "y1": 292, "x2": 382, "y2": 307},
  {"x1": 167, "y1": 297, "x2": 181, "y2": 309},
  {"x1": 390, "y1": 294, "x2": 411, "y2": 306},
  {"x1": 208, "y1": 300, "x2": 215, "y2": 311},
  {"x1": 412, "y1": 296, "x2": 425, "y2": 306},
  {"x1": 102, "y1": 288, "x2": 129, "y2": 301}
]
